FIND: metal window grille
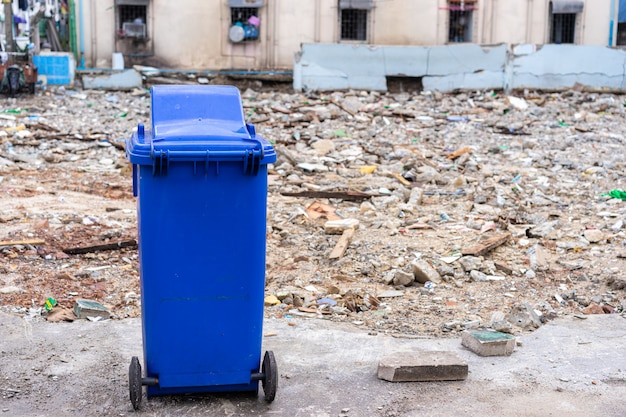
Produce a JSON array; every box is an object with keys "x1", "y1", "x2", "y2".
[
  {"x1": 118, "y1": 5, "x2": 147, "y2": 29},
  {"x1": 550, "y1": 13, "x2": 576, "y2": 44},
  {"x1": 231, "y1": 7, "x2": 260, "y2": 41},
  {"x1": 341, "y1": 9, "x2": 368, "y2": 41},
  {"x1": 449, "y1": 10, "x2": 473, "y2": 42}
]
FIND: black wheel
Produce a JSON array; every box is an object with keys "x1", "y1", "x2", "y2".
[
  {"x1": 7, "y1": 69, "x2": 20, "y2": 98},
  {"x1": 129, "y1": 356, "x2": 142, "y2": 410},
  {"x1": 261, "y1": 350, "x2": 277, "y2": 402},
  {"x1": 28, "y1": 83, "x2": 35, "y2": 94}
]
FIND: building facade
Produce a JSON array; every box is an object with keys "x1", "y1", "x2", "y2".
[{"x1": 76, "y1": 0, "x2": 619, "y2": 70}]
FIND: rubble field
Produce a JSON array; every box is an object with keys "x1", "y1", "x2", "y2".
[{"x1": 1, "y1": 83, "x2": 625, "y2": 338}]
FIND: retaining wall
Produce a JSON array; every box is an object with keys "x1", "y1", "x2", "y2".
[{"x1": 293, "y1": 43, "x2": 626, "y2": 92}]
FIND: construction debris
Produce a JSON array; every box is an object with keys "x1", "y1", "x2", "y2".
[
  {"x1": 377, "y1": 351, "x2": 468, "y2": 382},
  {"x1": 0, "y1": 85, "x2": 625, "y2": 338}
]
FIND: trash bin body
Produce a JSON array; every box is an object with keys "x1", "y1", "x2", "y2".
[{"x1": 126, "y1": 85, "x2": 276, "y2": 397}]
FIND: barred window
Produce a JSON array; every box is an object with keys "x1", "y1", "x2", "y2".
[
  {"x1": 549, "y1": 1, "x2": 582, "y2": 44},
  {"x1": 231, "y1": 7, "x2": 260, "y2": 41},
  {"x1": 550, "y1": 14, "x2": 576, "y2": 44},
  {"x1": 117, "y1": 5, "x2": 147, "y2": 38},
  {"x1": 449, "y1": 10, "x2": 473, "y2": 43},
  {"x1": 341, "y1": 9, "x2": 368, "y2": 41}
]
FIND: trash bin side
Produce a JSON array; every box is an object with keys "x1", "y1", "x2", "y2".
[{"x1": 126, "y1": 85, "x2": 276, "y2": 396}]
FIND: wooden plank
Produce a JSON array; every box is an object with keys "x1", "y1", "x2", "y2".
[
  {"x1": 393, "y1": 173, "x2": 412, "y2": 186},
  {"x1": 0, "y1": 239, "x2": 46, "y2": 247},
  {"x1": 447, "y1": 146, "x2": 472, "y2": 160},
  {"x1": 63, "y1": 239, "x2": 137, "y2": 255},
  {"x1": 281, "y1": 190, "x2": 379, "y2": 202},
  {"x1": 329, "y1": 228, "x2": 355, "y2": 260},
  {"x1": 461, "y1": 233, "x2": 511, "y2": 256},
  {"x1": 330, "y1": 99, "x2": 356, "y2": 116}
]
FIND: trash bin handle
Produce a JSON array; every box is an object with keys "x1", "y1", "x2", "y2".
[{"x1": 149, "y1": 146, "x2": 265, "y2": 176}]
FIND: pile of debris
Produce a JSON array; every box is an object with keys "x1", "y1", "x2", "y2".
[{"x1": 0, "y1": 85, "x2": 625, "y2": 337}]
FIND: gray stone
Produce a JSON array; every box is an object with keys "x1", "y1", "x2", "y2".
[
  {"x1": 583, "y1": 229, "x2": 605, "y2": 243},
  {"x1": 393, "y1": 269, "x2": 414, "y2": 286},
  {"x1": 469, "y1": 270, "x2": 505, "y2": 282},
  {"x1": 377, "y1": 351, "x2": 468, "y2": 382},
  {"x1": 411, "y1": 260, "x2": 442, "y2": 284},
  {"x1": 407, "y1": 187, "x2": 423, "y2": 206},
  {"x1": 506, "y1": 303, "x2": 542, "y2": 329},
  {"x1": 527, "y1": 244, "x2": 548, "y2": 271},
  {"x1": 461, "y1": 330, "x2": 516, "y2": 356},
  {"x1": 413, "y1": 165, "x2": 440, "y2": 184},
  {"x1": 310, "y1": 139, "x2": 335, "y2": 155},
  {"x1": 296, "y1": 162, "x2": 329, "y2": 172},
  {"x1": 436, "y1": 265, "x2": 455, "y2": 277},
  {"x1": 341, "y1": 96, "x2": 363, "y2": 115},
  {"x1": 377, "y1": 290, "x2": 405, "y2": 298},
  {"x1": 528, "y1": 220, "x2": 559, "y2": 238},
  {"x1": 459, "y1": 256, "x2": 483, "y2": 272},
  {"x1": 0, "y1": 286, "x2": 21, "y2": 294},
  {"x1": 491, "y1": 320, "x2": 513, "y2": 333}
]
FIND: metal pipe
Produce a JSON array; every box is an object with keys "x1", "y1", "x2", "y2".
[
  {"x1": 609, "y1": 0, "x2": 616, "y2": 46},
  {"x1": 90, "y1": 0, "x2": 96, "y2": 68},
  {"x1": 78, "y1": 0, "x2": 85, "y2": 68}
]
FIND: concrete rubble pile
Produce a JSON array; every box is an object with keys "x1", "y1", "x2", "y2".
[{"x1": 0, "y1": 84, "x2": 625, "y2": 337}]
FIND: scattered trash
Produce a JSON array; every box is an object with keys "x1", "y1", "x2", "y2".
[
  {"x1": 446, "y1": 115, "x2": 468, "y2": 122},
  {"x1": 602, "y1": 189, "x2": 626, "y2": 200},
  {"x1": 44, "y1": 297, "x2": 57, "y2": 311},
  {"x1": 0, "y1": 86, "x2": 624, "y2": 340}
]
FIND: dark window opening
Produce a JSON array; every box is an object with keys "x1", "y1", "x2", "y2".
[
  {"x1": 449, "y1": 10, "x2": 473, "y2": 42},
  {"x1": 231, "y1": 7, "x2": 260, "y2": 41},
  {"x1": 386, "y1": 76, "x2": 423, "y2": 94},
  {"x1": 118, "y1": 5, "x2": 147, "y2": 38},
  {"x1": 550, "y1": 13, "x2": 576, "y2": 44},
  {"x1": 341, "y1": 9, "x2": 368, "y2": 41},
  {"x1": 618, "y1": 22, "x2": 626, "y2": 46}
]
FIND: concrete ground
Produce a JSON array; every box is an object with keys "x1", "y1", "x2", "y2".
[{"x1": 1, "y1": 312, "x2": 625, "y2": 417}]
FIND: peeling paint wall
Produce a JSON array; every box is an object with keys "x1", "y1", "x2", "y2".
[
  {"x1": 78, "y1": 0, "x2": 616, "y2": 71},
  {"x1": 294, "y1": 43, "x2": 626, "y2": 92}
]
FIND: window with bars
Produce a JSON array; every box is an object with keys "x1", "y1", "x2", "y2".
[
  {"x1": 447, "y1": 0, "x2": 475, "y2": 43},
  {"x1": 117, "y1": 5, "x2": 147, "y2": 39},
  {"x1": 231, "y1": 7, "x2": 260, "y2": 41},
  {"x1": 550, "y1": 13, "x2": 576, "y2": 44},
  {"x1": 549, "y1": 1, "x2": 582, "y2": 44},
  {"x1": 340, "y1": 9, "x2": 368, "y2": 41},
  {"x1": 449, "y1": 10, "x2": 473, "y2": 42}
]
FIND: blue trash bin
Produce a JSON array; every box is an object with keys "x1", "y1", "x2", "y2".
[{"x1": 125, "y1": 85, "x2": 277, "y2": 409}]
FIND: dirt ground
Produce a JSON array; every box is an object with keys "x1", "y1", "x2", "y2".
[{"x1": 0, "y1": 79, "x2": 625, "y2": 414}]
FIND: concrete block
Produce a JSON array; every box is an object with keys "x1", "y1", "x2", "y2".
[
  {"x1": 462, "y1": 330, "x2": 515, "y2": 356},
  {"x1": 324, "y1": 218, "x2": 359, "y2": 234},
  {"x1": 411, "y1": 259, "x2": 442, "y2": 284},
  {"x1": 81, "y1": 69, "x2": 143, "y2": 90},
  {"x1": 73, "y1": 299, "x2": 111, "y2": 320},
  {"x1": 377, "y1": 351, "x2": 468, "y2": 382}
]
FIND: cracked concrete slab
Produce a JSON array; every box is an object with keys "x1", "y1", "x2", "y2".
[{"x1": 1, "y1": 312, "x2": 625, "y2": 416}]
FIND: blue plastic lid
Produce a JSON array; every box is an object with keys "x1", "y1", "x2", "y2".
[{"x1": 126, "y1": 85, "x2": 275, "y2": 168}]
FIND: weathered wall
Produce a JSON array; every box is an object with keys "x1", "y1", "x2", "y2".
[
  {"x1": 373, "y1": 1, "x2": 441, "y2": 45},
  {"x1": 294, "y1": 43, "x2": 626, "y2": 92},
  {"x1": 510, "y1": 44, "x2": 626, "y2": 90},
  {"x1": 78, "y1": 0, "x2": 617, "y2": 71}
]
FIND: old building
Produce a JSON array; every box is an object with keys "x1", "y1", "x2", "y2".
[{"x1": 1, "y1": 0, "x2": 621, "y2": 70}]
